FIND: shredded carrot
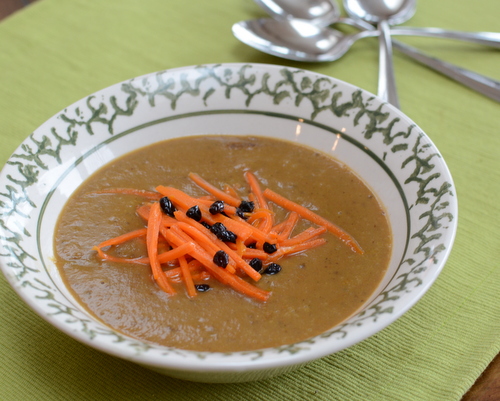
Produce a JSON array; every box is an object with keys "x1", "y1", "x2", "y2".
[
  {"x1": 174, "y1": 213, "x2": 261, "y2": 281},
  {"x1": 165, "y1": 225, "x2": 270, "y2": 301},
  {"x1": 93, "y1": 170, "x2": 363, "y2": 302},
  {"x1": 247, "y1": 208, "x2": 274, "y2": 233},
  {"x1": 179, "y1": 255, "x2": 197, "y2": 298},
  {"x1": 188, "y1": 172, "x2": 241, "y2": 207},
  {"x1": 274, "y1": 211, "x2": 300, "y2": 240},
  {"x1": 280, "y1": 226, "x2": 327, "y2": 247},
  {"x1": 196, "y1": 198, "x2": 238, "y2": 215},
  {"x1": 96, "y1": 228, "x2": 148, "y2": 249},
  {"x1": 244, "y1": 171, "x2": 268, "y2": 209},
  {"x1": 263, "y1": 188, "x2": 364, "y2": 254},
  {"x1": 175, "y1": 220, "x2": 238, "y2": 274},
  {"x1": 147, "y1": 202, "x2": 176, "y2": 295},
  {"x1": 266, "y1": 238, "x2": 327, "y2": 263},
  {"x1": 224, "y1": 184, "x2": 241, "y2": 200}
]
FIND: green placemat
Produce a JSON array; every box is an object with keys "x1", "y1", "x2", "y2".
[{"x1": 1, "y1": 0, "x2": 499, "y2": 400}]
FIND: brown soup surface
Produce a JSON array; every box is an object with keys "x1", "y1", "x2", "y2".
[{"x1": 54, "y1": 135, "x2": 392, "y2": 352}]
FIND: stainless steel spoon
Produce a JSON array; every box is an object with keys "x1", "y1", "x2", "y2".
[
  {"x1": 232, "y1": 18, "x2": 500, "y2": 102},
  {"x1": 252, "y1": 0, "x2": 500, "y2": 46},
  {"x1": 344, "y1": 0, "x2": 413, "y2": 107}
]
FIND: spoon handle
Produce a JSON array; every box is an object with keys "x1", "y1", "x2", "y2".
[
  {"x1": 378, "y1": 20, "x2": 400, "y2": 108},
  {"x1": 390, "y1": 27, "x2": 500, "y2": 48},
  {"x1": 392, "y1": 40, "x2": 500, "y2": 102}
]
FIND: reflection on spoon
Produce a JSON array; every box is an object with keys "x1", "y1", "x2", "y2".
[
  {"x1": 232, "y1": 18, "x2": 500, "y2": 102},
  {"x1": 252, "y1": 0, "x2": 500, "y2": 46},
  {"x1": 233, "y1": 18, "x2": 375, "y2": 62}
]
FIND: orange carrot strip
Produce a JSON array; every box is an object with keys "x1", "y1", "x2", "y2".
[
  {"x1": 157, "y1": 242, "x2": 195, "y2": 263},
  {"x1": 179, "y1": 255, "x2": 197, "y2": 298},
  {"x1": 247, "y1": 209, "x2": 274, "y2": 233},
  {"x1": 94, "y1": 241, "x2": 194, "y2": 266},
  {"x1": 266, "y1": 238, "x2": 327, "y2": 263},
  {"x1": 136, "y1": 203, "x2": 178, "y2": 227},
  {"x1": 156, "y1": 186, "x2": 200, "y2": 209},
  {"x1": 224, "y1": 184, "x2": 241, "y2": 200},
  {"x1": 175, "y1": 221, "x2": 237, "y2": 274},
  {"x1": 175, "y1": 214, "x2": 261, "y2": 281},
  {"x1": 214, "y1": 213, "x2": 269, "y2": 243},
  {"x1": 164, "y1": 228, "x2": 269, "y2": 301},
  {"x1": 96, "y1": 228, "x2": 148, "y2": 249},
  {"x1": 155, "y1": 186, "x2": 258, "y2": 242},
  {"x1": 241, "y1": 248, "x2": 269, "y2": 260},
  {"x1": 280, "y1": 226, "x2": 327, "y2": 247},
  {"x1": 147, "y1": 202, "x2": 176, "y2": 295},
  {"x1": 275, "y1": 211, "x2": 300, "y2": 240},
  {"x1": 90, "y1": 188, "x2": 162, "y2": 200},
  {"x1": 164, "y1": 260, "x2": 205, "y2": 279},
  {"x1": 263, "y1": 188, "x2": 364, "y2": 254},
  {"x1": 235, "y1": 238, "x2": 246, "y2": 257},
  {"x1": 188, "y1": 172, "x2": 241, "y2": 207},
  {"x1": 197, "y1": 198, "x2": 238, "y2": 215},
  {"x1": 244, "y1": 171, "x2": 268, "y2": 210}
]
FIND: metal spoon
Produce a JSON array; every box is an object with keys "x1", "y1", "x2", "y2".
[
  {"x1": 232, "y1": 18, "x2": 375, "y2": 62},
  {"x1": 252, "y1": 0, "x2": 500, "y2": 46},
  {"x1": 344, "y1": 0, "x2": 413, "y2": 107},
  {"x1": 232, "y1": 18, "x2": 500, "y2": 102}
]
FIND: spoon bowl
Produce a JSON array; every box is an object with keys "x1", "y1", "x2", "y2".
[
  {"x1": 253, "y1": 0, "x2": 340, "y2": 26},
  {"x1": 343, "y1": 0, "x2": 416, "y2": 25},
  {"x1": 232, "y1": 18, "x2": 374, "y2": 62}
]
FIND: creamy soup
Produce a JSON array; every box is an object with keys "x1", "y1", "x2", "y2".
[{"x1": 54, "y1": 135, "x2": 392, "y2": 352}]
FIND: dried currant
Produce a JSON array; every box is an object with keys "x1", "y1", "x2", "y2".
[
  {"x1": 159, "y1": 196, "x2": 176, "y2": 217},
  {"x1": 186, "y1": 205, "x2": 202, "y2": 221}
]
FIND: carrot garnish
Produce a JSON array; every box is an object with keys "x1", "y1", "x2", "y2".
[
  {"x1": 263, "y1": 188, "x2": 364, "y2": 254},
  {"x1": 147, "y1": 202, "x2": 176, "y2": 295},
  {"x1": 280, "y1": 226, "x2": 327, "y2": 247},
  {"x1": 244, "y1": 171, "x2": 268, "y2": 209},
  {"x1": 188, "y1": 172, "x2": 241, "y2": 207},
  {"x1": 92, "y1": 171, "x2": 363, "y2": 302},
  {"x1": 224, "y1": 184, "x2": 241, "y2": 200},
  {"x1": 179, "y1": 255, "x2": 197, "y2": 298},
  {"x1": 96, "y1": 228, "x2": 148, "y2": 249},
  {"x1": 273, "y1": 211, "x2": 300, "y2": 240}
]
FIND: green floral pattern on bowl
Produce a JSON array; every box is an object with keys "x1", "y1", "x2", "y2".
[{"x1": 0, "y1": 64, "x2": 457, "y2": 382}]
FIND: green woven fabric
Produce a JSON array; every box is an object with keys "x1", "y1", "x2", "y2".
[{"x1": 1, "y1": 0, "x2": 499, "y2": 399}]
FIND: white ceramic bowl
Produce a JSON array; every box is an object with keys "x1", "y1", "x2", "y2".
[{"x1": 0, "y1": 63, "x2": 457, "y2": 383}]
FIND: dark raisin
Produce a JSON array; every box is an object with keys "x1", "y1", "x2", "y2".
[
  {"x1": 195, "y1": 284, "x2": 211, "y2": 292},
  {"x1": 263, "y1": 263, "x2": 281, "y2": 275},
  {"x1": 210, "y1": 222, "x2": 237, "y2": 243},
  {"x1": 210, "y1": 222, "x2": 226, "y2": 237},
  {"x1": 238, "y1": 200, "x2": 255, "y2": 213},
  {"x1": 236, "y1": 208, "x2": 248, "y2": 219},
  {"x1": 201, "y1": 222, "x2": 211, "y2": 230},
  {"x1": 263, "y1": 242, "x2": 278, "y2": 254},
  {"x1": 186, "y1": 205, "x2": 202, "y2": 221},
  {"x1": 209, "y1": 200, "x2": 225, "y2": 215},
  {"x1": 159, "y1": 197, "x2": 176, "y2": 217},
  {"x1": 220, "y1": 230, "x2": 237, "y2": 243},
  {"x1": 249, "y1": 258, "x2": 263, "y2": 272},
  {"x1": 213, "y1": 250, "x2": 229, "y2": 268},
  {"x1": 246, "y1": 242, "x2": 257, "y2": 249}
]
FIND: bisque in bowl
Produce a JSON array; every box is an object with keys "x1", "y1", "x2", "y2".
[{"x1": 0, "y1": 63, "x2": 457, "y2": 383}]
